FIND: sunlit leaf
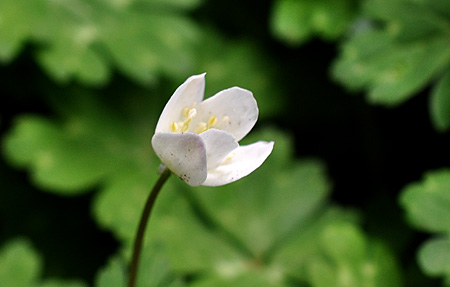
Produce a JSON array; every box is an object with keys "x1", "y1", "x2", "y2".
[
  {"x1": 0, "y1": 0, "x2": 200, "y2": 85},
  {"x1": 95, "y1": 258, "x2": 126, "y2": 287},
  {"x1": 270, "y1": 0, "x2": 356, "y2": 45},
  {"x1": 39, "y1": 280, "x2": 88, "y2": 287},
  {"x1": 189, "y1": 271, "x2": 287, "y2": 287},
  {"x1": 3, "y1": 89, "x2": 157, "y2": 194},
  {"x1": 192, "y1": 129, "x2": 332, "y2": 258},
  {"x1": 95, "y1": 245, "x2": 185, "y2": 287},
  {"x1": 0, "y1": 239, "x2": 42, "y2": 287},
  {"x1": 0, "y1": 238, "x2": 87, "y2": 287},
  {"x1": 273, "y1": 207, "x2": 359, "y2": 280},
  {"x1": 418, "y1": 237, "x2": 450, "y2": 284},
  {"x1": 333, "y1": 0, "x2": 450, "y2": 107},
  {"x1": 307, "y1": 223, "x2": 403, "y2": 287},
  {"x1": 400, "y1": 169, "x2": 450, "y2": 233}
]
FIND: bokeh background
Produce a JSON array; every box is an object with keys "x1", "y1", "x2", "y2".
[{"x1": 1, "y1": 0, "x2": 450, "y2": 286}]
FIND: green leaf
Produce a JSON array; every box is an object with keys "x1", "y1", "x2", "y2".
[
  {"x1": 0, "y1": 239, "x2": 42, "y2": 287},
  {"x1": 0, "y1": 0, "x2": 44, "y2": 61},
  {"x1": 95, "y1": 245, "x2": 185, "y2": 287},
  {"x1": 0, "y1": 239, "x2": 88, "y2": 287},
  {"x1": 94, "y1": 171, "x2": 243, "y2": 273},
  {"x1": 270, "y1": 0, "x2": 356, "y2": 46},
  {"x1": 134, "y1": 0, "x2": 202, "y2": 11},
  {"x1": 333, "y1": 0, "x2": 450, "y2": 106},
  {"x1": 333, "y1": 31, "x2": 450, "y2": 105},
  {"x1": 400, "y1": 169, "x2": 450, "y2": 233},
  {"x1": 430, "y1": 70, "x2": 450, "y2": 132},
  {"x1": 418, "y1": 237, "x2": 450, "y2": 283},
  {"x1": 39, "y1": 279, "x2": 88, "y2": 287},
  {"x1": 100, "y1": 11, "x2": 199, "y2": 85},
  {"x1": 0, "y1": 0, "x2": 199, "y2": 85},
  {"x1": 192, "y1": 129, "x2": 332, "y2": 257},
  {"x1": 37, "y1": 36, "x2": 110, "y2": 86},
  {"x1": 273, "y1": 207, "x2": 359, "y2": 280},
  {"x1": 189, "y1": 272, "x2": 288, "y2": 287},
  {"x1": 95, "y1": 258, "x2": 126, "y2": 287},
  {"x1": 2, "y1": 89, "x2": 158, "y2": 194},
  {"x1": 194, "y1": 30, "x2": 284, "y2": 118},
  {"x1": 270, "y1": 0, "x2": 313, "y2": 45},
  {"x1": 307, "y1": 223, "x2": 403, "y2": 287},
  {"x1": 3, "y1": 115, "x2": 119, "y2": 193}
]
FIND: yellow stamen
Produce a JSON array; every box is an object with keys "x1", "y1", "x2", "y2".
[
  {"x1": 171, "y1": 122, "x2": 179, "y2": 132},
  {"x1": 181, "y1": 124, "x2": 189, "y2": 132},
  {"x1": 195, "y1": 122, "x2": 208, "y2": 134},
  {"x1": 223, "y1": 152, "x2": 236, "y2": 164},
  {"x1": 182, "y1": 107, "x2": 190, "y2": 118},
  {"x1": 208, "y1": 116, "x2": 217, "y2": 127}
]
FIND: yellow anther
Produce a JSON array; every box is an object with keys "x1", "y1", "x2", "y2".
[
  {"x1": 181, "y1": 123, "x2": 189, "y2": 132},
  {"x1": 208, "y1": 116, "x2": 217, "y2": 127},
  {"x1": 223, "y1": 152, "x2": 236, "y2": 164},
  {"x1": 171, "y1": 122, "x2": 179, "y2": 132},
  {"x1": 195, "y1": 122, "x2": 208, "y2": 134},
  {"x1": 188, "y1": 108, "x2": 197, "y2": 118},
  {"x1": 184, "y1": 117, "x2": 193, "y2": 125},
  {"x1": 182, "y1": 107, "x2": 190, "y2": 118}
]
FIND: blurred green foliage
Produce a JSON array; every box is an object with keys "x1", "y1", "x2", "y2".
[
  {"x1": 0, "y1": 0, "x2": 449, "y2": 286},
  {"x1": 332, "y1": 0, "x2": 450, "y2": 130},
  {"x1": 271, "y1": 0, "x2": 357, "y2": 45},
  {"x1": 0, "y1": 0, "x2": 200, "y2": 85},
  {"x1": 401, "y1": 170, "x2": 450, "y2": 285},
  {"x1": 0, "y1": 238, "x2": 87, "y2": 287}
]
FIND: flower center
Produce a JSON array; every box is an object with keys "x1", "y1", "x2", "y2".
[
  {"x1": 170, "y1": 106, "x2": 197, "y2": 133},
  {"x1": 170, "y1": 105, "x2": 229, "y2": 134}
]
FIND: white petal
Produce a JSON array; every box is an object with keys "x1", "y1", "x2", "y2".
[
  {"x1": 155, "y1": 74, "x2": 206, "y2": 133},
  {"x1": 152, "y1": 132, "x2": 207, "y2": 186},
  {"x1": 193, "y1": 87, "x2": 258, "y2": 141},
  {"x1": 200, "y1": 129, "x2": 238, "y2": 170},
  {"x1": 202, "y1": 141, "x2": 274, "y2": 186}
]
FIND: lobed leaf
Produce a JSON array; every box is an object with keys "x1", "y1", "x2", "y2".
[
  {"x1": 400, "y1": 169, "x2": 450, "y2": 233},
  {"x1": 307, "y1": 223, "x2": 403, "y2": 287},
  {"x1": 0, "y1": 239, "x2": 42, "y2": 287},
  {"x1": 270, "y1": 0, "x2": 356, "y2": 46},
  {"x1": 0, "y1": 0, "x2": 200, "y2": 85},
  {"x1": 418, "y1": 237, "x2": 450, "y2": 284},
  {"x1": 333, "y1": 0, "x2": 450, "y2": 107}
]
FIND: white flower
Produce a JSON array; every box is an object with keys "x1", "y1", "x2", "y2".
[{"x1": 151, "y1": 73, "x2": 274, "y2": 186}]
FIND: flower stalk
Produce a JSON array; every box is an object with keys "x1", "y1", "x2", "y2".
[{"x1": 127, "y1": 167, "x2": 171, "y2": 287}]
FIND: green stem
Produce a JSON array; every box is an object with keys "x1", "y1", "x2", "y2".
[{"x1": 127, "y1": 167, "x2": 171, "y2": 287}]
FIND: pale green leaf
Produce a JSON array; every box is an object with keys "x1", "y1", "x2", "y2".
[
  {"x1": 2, "y1": 89, "x2": 157, "y2": 194},
  {"x1": 192, "y1": 129, "x2": 332, "y2": 258},
  {"x1": 3, "y1": 116, "x2": 118, "y2": 193},
  {"x1": 418, "y1": 237, "x2": 450, "y2": 283},
  {"x1": 308, "y1": 223, "x2": 403, "y2": 287},
  {"x1": 270, "y1": 0, "x2": 355, "y2": 46},
  {"x1": 400, "y1": 169, "x2": 450, "y2": 233},
  {"x1": 189, "y1": 272, "x2": 288, "y2": 287},
  {"x1": 0, "y1": 0, "x2": 199, "y2": 85},
  {"x1": 333, "y1": 0, "x2": 450, "y2": 106},
  {"x1": 39, "y1": 279, "x2": 88, "y2": 287},
  {"x1": 0, "y1": 239, "x2": 42, "y2": 287},
  {"x1": 95, "y1": 246, "x2": 185, "y2": 287},
  {"x1": 273, "y1": 207, "x2": 359, "y2": 280},
  {"x1": 95, "y1": 258, "x2": 126, "y2": 287}
]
